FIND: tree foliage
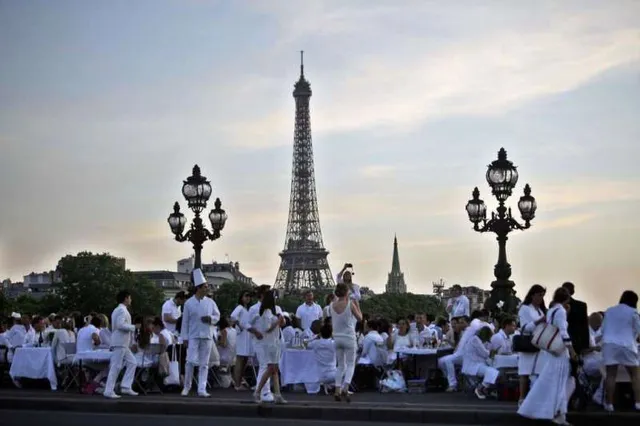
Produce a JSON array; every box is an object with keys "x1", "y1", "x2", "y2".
[
  {"x1": 55, "y1": 251, "x2": 165, "y2": 316},
  {"x1": 211, "y1": 280, "x2": 253, "y2": 316},
  {"x1": 360, "y1": 293, "x2": 446, "y2": 321}
]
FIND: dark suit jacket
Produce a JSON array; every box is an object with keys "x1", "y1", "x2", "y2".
[{"x1": 566, "y1": 298, "x2": 589, "y2": 354}]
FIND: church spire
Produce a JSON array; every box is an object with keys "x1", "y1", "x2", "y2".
[
  {"x1": 391, "y1": 234, "x2": 400, "y2": 273},
  {"x1": 386, "y1": 234, "x2": 407, "y2": 294}
]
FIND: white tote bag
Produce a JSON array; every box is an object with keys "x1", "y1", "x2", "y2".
[
  {"x1": 164, "y1": 345, "x2": 181, "y2": 386},
  {"x1": 531, "y1": 308, "x2": 565, "y2": 355}
]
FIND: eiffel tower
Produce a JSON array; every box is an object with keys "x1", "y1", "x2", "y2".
[{"x1": 274, "y1": 52, "x2": 335, "y2": 293}]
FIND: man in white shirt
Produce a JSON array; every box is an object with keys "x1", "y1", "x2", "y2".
[
  {"x1": 104, "y1": 290, "x2": 140, "y2": 399},
  {"x1": 295, "y1": 291, "x2": 323, "y2": 331},
  {"x1": 181, "y1": 269, "x2": 220, "y2": 398},
  {"x1": 359, "y1": 320, "x2": 386, "y2": 366},
  {"x1": 162, "y1": 291, "x2": 186, "y2": 335},
  {"x1": 490, "y1": 317, "x2": 516, "y2": 354},
  {"x1": 446, "y1": 285, "x2": 470, "y2": 320},
  {"x1": 438, "y1": 314, "x2": 478, "y2": 391},
  {"x1": 244, "y1": 285, "x2": 284, "y2": 402},
  {"x1": 23, "y1": 316, "x2": 46, "y2": 347}
]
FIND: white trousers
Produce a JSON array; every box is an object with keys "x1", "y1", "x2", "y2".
[
  {"x1": 184, "y1": 338, "x2": 213, "y2": 394},
  {"x1": 476, "y1": 364, "x2": 499, "y2": 387},
  {"x1": 105, "y1": 346, "x2": 136, "y2": 394},
  {"x1": 438, "y1": 353, "x2": 463, "y2": 388},
  {"x1": 334, "y1": 336, "x2": 357, "y2": 388}
]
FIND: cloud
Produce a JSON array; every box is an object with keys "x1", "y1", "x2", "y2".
[
  {"x1": 220, "y1": 1, "x2": 640, "y2": 149},
  {"x1": 358, "y1": 165, "x2": 398, "y2": 178}
]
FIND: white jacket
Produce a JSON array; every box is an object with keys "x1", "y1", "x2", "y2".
[
  {"x1": 110, "y1": 303, "x2": 136, "y2": 348},
  {"x1": 462, "y1": 335, "x2": 491, "y2": 376},
  {"x1": 181, "y1": 295, "x2": 220, "y2": 340}
]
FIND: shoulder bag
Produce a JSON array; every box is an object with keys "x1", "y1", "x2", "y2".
[{"x1": 531, "y1": 308, "x2": 565, "y2": 355}]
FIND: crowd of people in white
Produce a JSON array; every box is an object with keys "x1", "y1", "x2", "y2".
[{"x1": 1, "y1": 266, "x2": 639, "y2": 425}]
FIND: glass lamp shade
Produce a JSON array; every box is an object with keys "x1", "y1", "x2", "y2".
[
  {"x1": 518, "y1": 184, "x2": 537, "y2": 221},
  {"x1": 486, "y1": 148, "x2": 519, "y2": 201},
  {"x1": 465, "y1": 187, "x2": 487, "y2": 224},
  {"x1": 168, "y1": 202, "x2": 187, "y2": 235},
  {"x1": 209, "y1": 198, "x2": 228, "y2": 232},
  {"x1": 182, "y1": 165, "x2": 212, "y2": 213}
]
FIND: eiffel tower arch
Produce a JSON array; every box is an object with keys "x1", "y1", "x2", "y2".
[{"x1": 274, "y1": 52, "x2": 335, "y2": 293}]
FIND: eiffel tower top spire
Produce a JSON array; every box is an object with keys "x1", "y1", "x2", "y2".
[{"x1": 294, "y1": 50, "x2": 311, "y2": 97}]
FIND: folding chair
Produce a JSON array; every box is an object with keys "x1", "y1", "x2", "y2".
[
  {"x1": 133, "y1": 344, "x2": 164, "y2": 395},
  {"x1": 59, "y1": 342, "x2": 81, "y2": 391}
]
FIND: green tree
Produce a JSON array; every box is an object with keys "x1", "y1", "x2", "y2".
[
  {"x1": 13, "y1": 294, "x2": 41, "y2": 315},
  {"x1": 212, "y1": 281, "x2": 254, "y2": 316},
  {"x1": 56, "y1": 251, "x2": 165, "y2": 317},
  {"x1": 0, "y1": 291, "x2": 12, "y2": 316},
  {"x1": 360, "y1": 293, "x2": 445, "y2": 321}
]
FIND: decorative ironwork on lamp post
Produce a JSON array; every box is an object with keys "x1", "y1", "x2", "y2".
[
  {"x1": 465, "y1": 148, "x2": 537, "y2": 315},
  {"x1": 167, "y1": 165, "x2": 228, "y2": 269}
]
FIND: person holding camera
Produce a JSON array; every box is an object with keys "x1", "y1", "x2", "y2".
[{"x1": 336, "y1": 263, "x2": 361, "y2": 305}]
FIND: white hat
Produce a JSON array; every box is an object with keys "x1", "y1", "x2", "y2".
[
  {"x1": 193, "y1": 268, "x2": 207, "y2": 287},
  {"x1": 282, "y1": 312, "x2": 290, "y2": 319},
  {"x1": 11, "y1": 312, "x2": 21, "y2": 319}
]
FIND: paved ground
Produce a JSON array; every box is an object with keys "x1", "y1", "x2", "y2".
[
  {"x1": 0, "y1": 410, "x2": 478, "y2": 426},
  {"x1": 0, "y1": 387, "x2": 516, "y2": 409}
]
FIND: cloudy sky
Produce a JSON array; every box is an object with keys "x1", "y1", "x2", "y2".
[{"x1": 1, "y1": 1, "x2": 639, "y2": 311}]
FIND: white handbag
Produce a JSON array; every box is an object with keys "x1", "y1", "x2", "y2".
[
  {"x1": 164, "y1": 345, "x2": 181, "y2": 386},
  {"x1": 531, "y1": 308, "x2": 565, "y2": 355}
]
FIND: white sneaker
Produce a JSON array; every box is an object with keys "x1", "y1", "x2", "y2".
[
  {"x1": 103, "y1": 392, "x2": 121, "y2": 399},
  {"x1": 474, "y1": 387, "x2": 487, "y2": 400},
  {"x1": 635, "y1": 402, "x2": 640, "y2": 411},
  {"x1": 120, "y1": 388, "x2": 138, "y2": 396},
  {"x1": 197, "y1": 391, "x2": 211, "y2": 398},
  {"x1": 274, "y1": 395, "x2": 287, "y2": 405},
  {"x1": 603, "y1": 403, "x2": 614, "y2": 412},
  {"x1": 181, "y1": 388, "x2": 190, "y2": 397}
]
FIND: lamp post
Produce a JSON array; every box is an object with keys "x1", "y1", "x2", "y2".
[
  {"x1": 465, "y1": 148, "x2": 537, "y2": 315},
  {"x1": 167, "y1": 165, "x2": 228, "y2": 269}
]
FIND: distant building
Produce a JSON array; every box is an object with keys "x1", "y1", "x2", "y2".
[
  {"x1": 385, "y1": 235, "x2": 407, "y2": 294},
  {"x1": 23, "y1": 270, "x2": 62, "y2": 293},
  {"x1": 135, "y1": 257, "x2": 256, "y2": 298},
  {"x1": 441, "y1": 285, "x2": 491, "y2": 312}
]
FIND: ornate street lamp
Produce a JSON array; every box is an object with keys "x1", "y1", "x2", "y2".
[
  {"x1": 168, "y1": 165, "x2": 228, "y2": 269},
  {"x1": 465, "y1": 148, "x2": 537, "y2": 315}
]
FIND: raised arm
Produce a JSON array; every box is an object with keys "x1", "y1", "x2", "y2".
[{"x1": 350, "y1": 300, "x2": 363, "y2": 321}]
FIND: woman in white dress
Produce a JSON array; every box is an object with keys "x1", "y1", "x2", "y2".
[
  {"x1": 517, "y1": 284, "x2": 547, "y2": 405},
  {"x1": 230, "y1": 290, "x2": 252, "y2": 391},
  {"x1": 217, "y1": 316, "x2": 237, "y2": 367},
  {"x1": 51, "y1": 317, "x2": 77, "y2": 365},
  {"x1": 600, "y1": 290, "x2": 640, "y2": 412},
  {"x1": 250, "y1": 291, "x2": 286, "y2": 404},
  {"x1": 518, "y1": 287, "x2": 577, "y2": 425},
  {"x1": 330, "y1": 282, "x2": 363, "y2": 402}
]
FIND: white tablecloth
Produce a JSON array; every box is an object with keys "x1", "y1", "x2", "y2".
[
  {"x1": 493, "y1": 354, "x2": 519, "y2": 369},
  {"x1": 74, "y1": 350, "x2": 112, "y2": 364},
  {"x1": 9, "y1": 347, "x2": 58, "y2": 390},
  {"x1": 279, "y1": 349, "x2": 320, "y2": 393},
  {"x1": 397, "y1": 348, "x2": 438, "y2": 356}
]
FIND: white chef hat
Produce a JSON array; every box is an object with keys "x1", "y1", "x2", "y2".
[
  {"x1": 192, "y1": 268, "x2": 207, "y2": 287},
  {"x1": 11, "y1": 312, "x2": 21, "y2": 319}
]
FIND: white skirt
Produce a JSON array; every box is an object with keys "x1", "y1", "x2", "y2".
[
  {"x1": 602, "y1": 343, "x2": 639, "y2": 367},
  {"x1": 256, "y1": 343, "x2": 281, "y2": 365},
  {"x1": 235, "y1": 330, "x2": 253, "y2": 357},
  {"x1": 518, "y1": 351, "x2": 545, "y2": 376},
  {"x1": 518, "y1": 351, "x2": 571, "y2": 420}
]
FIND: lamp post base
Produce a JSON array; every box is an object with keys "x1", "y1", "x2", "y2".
[{"x1": 484, "y1": 279, "x2": 520, "y2": 316}]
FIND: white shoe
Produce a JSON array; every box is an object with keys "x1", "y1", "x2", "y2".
[
  {"x1": 274, "y1": 395, "x2": 287, "y2": 405},
  {"x1": 474, "y1": 387, "x2": 487, "y2": 400},
  {"x1": 635, "y1": 402, "x2": 640, "y2": 411},
  {"x1": 120, "y1": 388, "x2": 138, "y2": 396},
  {"x1": 197, "y1": 391, "x2": 211, "y2": 398},
  {"x1": 103, "y1": 392, "x2": 121, "y2": 399},
  {"x1": 261, "y1": 394, "x2": 274, "y2": 402},
  {"x1": 603, "y1": 403, "x2": 614, "y2": 412},
  {"x1": 253, "y1": 392, "x2": 261, "y2": 404},
  {"x1": 181, "y1": 388, "x2": 190, "y2": 397}
]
